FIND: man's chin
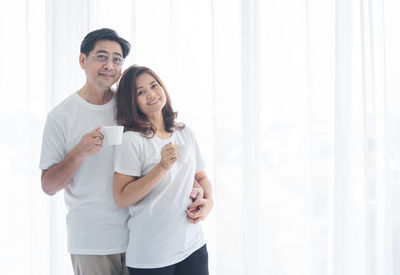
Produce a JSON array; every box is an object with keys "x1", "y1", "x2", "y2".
[
  {"x1": 97, "y1": 81, "x2": 116, "y2": 90},
  {"x1": 99, "y1": 76, "x2": 117, "y2": 84}
]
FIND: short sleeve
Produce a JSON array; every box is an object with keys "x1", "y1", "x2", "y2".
[
  {"x1": 39, "y1": 115, "x2": 66, "y2": 170},
  {"x1": 114, "y1": 132, "x2": 142, "y2": 177},
  {"x1": 185, "y1": 127, "x2": 206, "y2": 173}
]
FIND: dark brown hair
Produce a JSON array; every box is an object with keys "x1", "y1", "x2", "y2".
[
  {"x1": 80, "y1": 28, "x2": 130, "y2": 58},
  {"x1": 115, "y1": 65, "x2": 181, "y2": 137}
]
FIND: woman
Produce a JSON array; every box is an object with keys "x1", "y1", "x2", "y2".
[{"x1": 113, "y1": 65, "x2": 213, "y2": 275}]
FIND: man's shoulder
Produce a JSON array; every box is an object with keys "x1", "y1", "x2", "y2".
[{"x1": 47, "y1": 93, "x2": 78, "y2": 118}]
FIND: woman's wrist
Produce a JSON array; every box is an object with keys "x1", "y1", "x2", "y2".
[{"x1": 156, "y1": 162, "x2": 169, "y2": 173}]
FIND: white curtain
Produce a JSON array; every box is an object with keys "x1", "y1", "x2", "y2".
[{"x1": 1, "y1": 0, "x2": 400, "y2": 274}]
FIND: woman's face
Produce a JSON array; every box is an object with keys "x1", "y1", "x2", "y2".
[{"x1": 135, "y1": 73, "x2": 167, "y2": 117}]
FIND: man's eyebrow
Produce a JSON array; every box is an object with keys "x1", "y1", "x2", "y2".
[{"x1": 95, "y1": 50, "x2": 123, "y2": 57}]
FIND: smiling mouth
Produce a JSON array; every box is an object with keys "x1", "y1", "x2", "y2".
[
  {"x1": 148, "y1": 98, "x2": 159, "y2": 105},
  {"x1": 98, "y1": 73, "x2": 115, "y2": 78}
]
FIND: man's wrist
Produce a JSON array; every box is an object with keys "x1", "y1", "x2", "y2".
[
  {"x1": 205, "y1": 196, "x2": 214, "y2": 206},
  {"x1": 69, "y1": 146, "x2": 85, "y2": 163}
]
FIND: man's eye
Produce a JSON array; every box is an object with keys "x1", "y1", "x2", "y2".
[
  {"x1": 112, "y1": 57, "x2": 123, "y2": 64},
  {"x1": 96, "y1": 55, "x2": 107, "y2": 61}
]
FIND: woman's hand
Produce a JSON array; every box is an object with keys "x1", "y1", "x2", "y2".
[{"x1": 159, "y1": 143, "x2": 177, "y2": 170}]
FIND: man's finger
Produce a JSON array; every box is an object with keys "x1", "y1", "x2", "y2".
[
  {"x1": 187, "y1": 207, "x2": 200, "y2": 214},
  {"x1": 186, "y1": 209, "x2": 203, "y2": 219},
  {"x1": 90, "y1": 126, "x2": 102, "y2": 135},
  {"x1": 195, "y1": 190, "x2": 204, "y2": 200},
  {"x1": 92, "y1": 138, "x2": 103, "y2": 145},
  {"x1": 92, "y1": 131, "x2": 104, "y2": 140},
  {"x1": 190, "y1": 189, "x2": 200, "y2": 199},
  {"x1": 186, "y1": 209, "x2": 196, "y2": 218},
  {"x1": 187, "y1": 203, "x2": 198, "y2": 212},
  {"x1": 187, "y1": 198, "x2": 204, "y2": 210}
]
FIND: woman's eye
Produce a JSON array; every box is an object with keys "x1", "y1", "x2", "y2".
[
  {"x1": 137, "y1": 90, "x2": 144, "y2": 95},
  {"x1": 152, "y1": 83, "x2": 159, "y2": 89}
]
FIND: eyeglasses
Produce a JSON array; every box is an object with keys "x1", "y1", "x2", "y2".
[{"x1": 90, "y1": 54, "x2": 124, "y2": 66}]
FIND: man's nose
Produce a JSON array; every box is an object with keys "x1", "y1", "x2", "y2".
[{"x1": 102, "y1": 58, "x2": 114, "y2": 69}]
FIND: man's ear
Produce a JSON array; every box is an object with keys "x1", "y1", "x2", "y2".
[{"x1": 79, "y1": 53, "x2": 86, "y2": 69}]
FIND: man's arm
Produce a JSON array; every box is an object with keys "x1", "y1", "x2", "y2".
[
  {"x1": 186, "y1": 170, "x2": 214, "y2": 224},
  {"x1": 190, "y1": 179, "x2": 204, "y2": 201},
  {"x1": 41, "y1": 128, "x2": 103, "y2": 195}
]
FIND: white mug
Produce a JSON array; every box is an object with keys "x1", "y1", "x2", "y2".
[
  {"x1": 174, "y1": 144, "x2": 191, "y2": 163},
  {"x1": 100, "y1": 126, "x2": 124, "y2": 145}
]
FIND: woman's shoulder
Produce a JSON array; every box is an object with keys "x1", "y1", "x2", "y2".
[
  {"x1": 175, "y1": 122, "x2": 197, "y2": 138},
  {"x1": 174, "y1": 122, "x2": 188, "y2": 133},
  {"x1": 174, "y1": 121, "x2": 185, "y2": 129},
  {"x1": 174, "y1": 122, "x2": 190, "y2": 132}
]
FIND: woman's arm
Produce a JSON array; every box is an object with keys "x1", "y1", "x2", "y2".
[
  {"x1": 186, "y1": 170, "x2": 214, "y2": 224},
  {"x1": 113, "y1": 164, "x2": 167, "y2": 208},
  {"x1": 113, "y1": 143, "x2": 177, "y2": 208}
]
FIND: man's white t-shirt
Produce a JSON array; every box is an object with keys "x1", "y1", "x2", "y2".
[
  {"x1": 39, "y1": 92, "x2": 129, "y2": 255},
  {"x1": 114, "y1": 126, "x2": 206, "y2": 268}
]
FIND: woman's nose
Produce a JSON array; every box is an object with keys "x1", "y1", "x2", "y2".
[{"x1": 146, "y1": 90, "x2": 155, "y2": 98}]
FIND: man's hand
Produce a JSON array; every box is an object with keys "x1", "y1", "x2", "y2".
[
  {"x1": 41, "y1": 127, "x2": 103, "y2": 195},
  {"x1": 74, "y1": 127, "x2": 104, "y2": 158},
  {"x1": 190, "y1": 179, "x2": 204, "y2": 201},
  {"x1": 186, "y1": 197, "x2": 214, "y2": 224}
]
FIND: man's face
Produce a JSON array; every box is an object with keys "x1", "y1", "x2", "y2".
[{"x1": 80, "y1": 40, "x2": 124, "y2": 90}]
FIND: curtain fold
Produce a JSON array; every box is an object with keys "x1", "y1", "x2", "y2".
[
  {"x1": 333, "y1": 0, "x2": 367, "y2": 273},
  {"x1": 241, "y1": 0, "x2": 261, "y2": 274}
]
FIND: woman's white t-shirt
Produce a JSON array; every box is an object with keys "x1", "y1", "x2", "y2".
[{"x1": 114, "y1": 126, "x2": 206, "y2": 268}]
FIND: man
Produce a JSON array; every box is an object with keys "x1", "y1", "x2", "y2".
[
  {"x1": 40, "y1": 28, "x2": 131, "y2": 275},
  {"x1": 39, "y1": 28, "x2": 210, "y2": 275}
]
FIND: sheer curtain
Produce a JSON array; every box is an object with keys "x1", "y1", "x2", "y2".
[
  {"x1": 1, "y1": 0, "x2": 400, "y2": 274},
  {"x1": 0, "y1": 1, "x2": 48, "y2": 274},
  {"x1": 215, "y1": 0, "x2": 400, "y2": 273}
]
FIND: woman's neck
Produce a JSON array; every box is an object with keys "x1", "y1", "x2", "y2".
[
  {"x1": 155, "y1": 129, "x2": 172, "y2": 139},
  {"x1": 148, "y1": 113, "x2": 170, "y2": 138}
]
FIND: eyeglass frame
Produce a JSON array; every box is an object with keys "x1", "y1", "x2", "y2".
[{"x1": 89, "y1": 52, "x2": 125, "y2": 66}]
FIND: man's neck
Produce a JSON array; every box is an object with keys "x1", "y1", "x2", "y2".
[{"x1": 77, "y1": 83, "x2": 113, "y2": 105}]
